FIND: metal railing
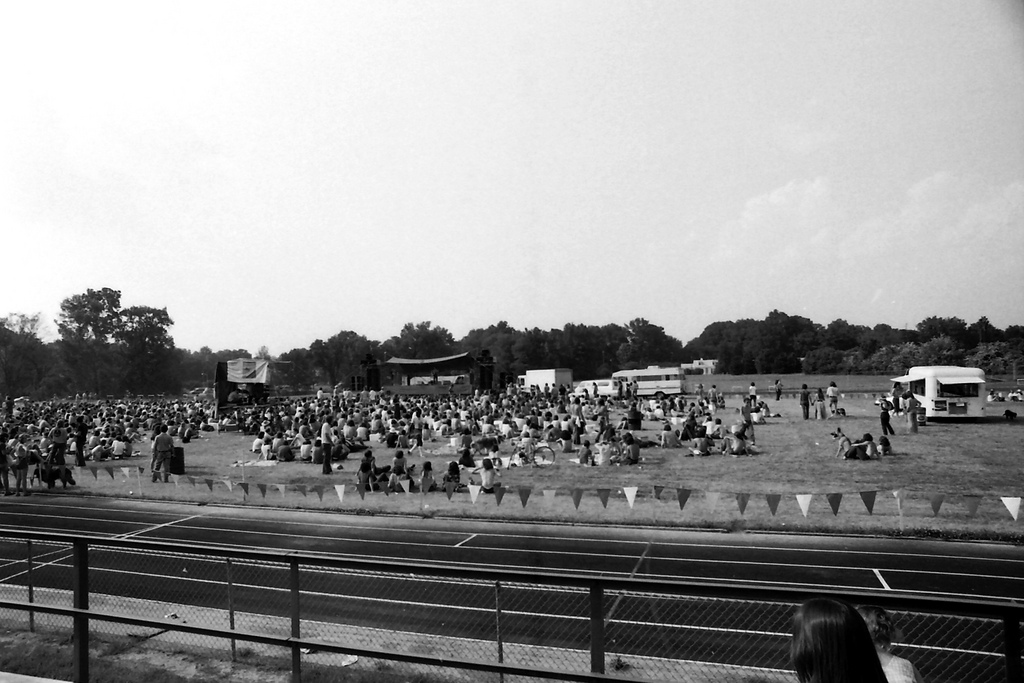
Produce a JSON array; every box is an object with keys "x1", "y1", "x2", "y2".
[{"x1": 0, "y1": 529, "x2": 1020, "y2": 683}]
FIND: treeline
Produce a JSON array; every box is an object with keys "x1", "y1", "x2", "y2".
[{"x1": 2, "y1": 289, "x2": 1022, "y2": 398}]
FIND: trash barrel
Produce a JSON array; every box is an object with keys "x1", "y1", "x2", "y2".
[{"x1": 170, "y1": 446, "x2": 185, "y2": 475}]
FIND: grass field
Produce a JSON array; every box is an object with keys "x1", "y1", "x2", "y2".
[{"x1": 61, "y1": 383, "x2": 1024, "y2": 543}]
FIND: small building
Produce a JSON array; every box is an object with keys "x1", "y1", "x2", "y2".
[{"x1": 682, "y1": 358, "x2": 718, "y2": 375}]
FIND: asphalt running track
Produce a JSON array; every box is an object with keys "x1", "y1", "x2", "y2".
[{"x1": 1, "y1": 495, "x2": 1022, "y2": 681}]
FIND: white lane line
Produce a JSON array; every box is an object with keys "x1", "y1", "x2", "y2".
[
  {"x1": 112, "y1": 514, "x2": 206, "y2": 540},
  {"x1": 454, "y1": 534, "x2": 477, "y2": 548},
  {"x1": 873, "y1": 568, "x2": 891, "y2": 590}
]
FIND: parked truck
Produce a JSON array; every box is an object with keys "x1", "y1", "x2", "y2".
[{"x1": 517, "y1": 368, "x2": 574, "y2": 393}]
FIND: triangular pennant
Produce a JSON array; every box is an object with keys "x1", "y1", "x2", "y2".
[
  {"x1": 677, "y1": 488, "x2": 691, "y2": 510},
  {"x1": 187, "y1": 476, "x2": 197, "y2": 487},
  {"x1": 963, "y1": 495, "x2": 981, "y2": 516},
  {"x1": 239, "y1": 482, "x2": 249, "y2": 496},
  {"x1": 119, "y1": 467, "x2": 131, "y2": 480},
  {"x1": 469, "y1": 484, "x2": 481, "y2": 504},
  {"x1": 929, "y1": 493, "x2": 945, "y2": 517},
  {"x1": 105, "y1": 467, "x2": 115, "y2": 480},
  {"x1": 137, "y1": 466, "x2": 146, "y2": 474},
  {"x1": 796, "y1": 494, "x2": 813, "y2": 517},
  {"x1": 653, "y1": 485, "x2": 664, "y2": 500},
  {"x1": 826, "y1": 493, "x2": 843, "y2": 516},
  {"x1": 295, "y1": 484, "x2": 307, "y2": 497},
  {"x1": 170, "y1": 474, "x2": 180, "y2": 487},
  {"x1": 543, "y1": 489, "x2": 557, "y2": 503},
  {"x1": 400, "y1": 479, "x2": 411, "y2": 494},
  {"x1": 334, "y1": 484, "x2": 345, "y2": 504},
  {"x1": 765, "y1": 493, "x2": 781, "y2": 516},
  {"x1": 274, "y1": 484, "x2": 286, "y2": 498},
  {"x1": 1001, "y1": 496, "x2": 1021, "y2": 521},
  {"x1": 493, "y1": 486, "x2": 506, "y2": 506},
  {"x1": 860, "y1": 490, "x2": 877, "y2": 515},
  {"x1": 571, "y1": 488, "x2": 584, "y2": 510},
  {"x1": 705, "y1": 491, "x2": 720, "y2": 511},
  {"x1": 311, "y1": 485, "x2": 324, "y2": 501},
  {"x1": 596, "y1": 489, "x2": 611, "y2": 508},
  {"x1": 445, "y1": 481, "x2": 456, "y2": 499},
  {"x1": 204, "y1": 479, "x2": 214, "y2": 491},
  {"x1": 222, "y1": 479, "x2": 233, "y2": 493},
  {"x1": 89, "y1": 467, "x2": 98, "y2": 480},
  {"x1": 623, "y1": 486, "x2": 638, "y2": 509},
  {"x1": 736, "y1": 493, "x2": 749, "y2": 515},
  {"x1": 381, "y1": 483, "x2": 390, "y2": 496},
  {"x1": 519, "y1": 487, "x2": 532, "y2": 508},
  {"x1": 256, "y1": 483, "x2": 267, "y2": 498},
  {"x1": 357, "y1": 485, "x2": 366, "y2": 500}
]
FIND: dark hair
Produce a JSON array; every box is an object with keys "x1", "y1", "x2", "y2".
[{"x1": 791, "y1": 598, "x2": 888, "y2": 683}]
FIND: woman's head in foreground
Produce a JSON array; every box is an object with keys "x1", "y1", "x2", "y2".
[{"x1": 791, "y1": 598, "x2": 887, "y2": 683}]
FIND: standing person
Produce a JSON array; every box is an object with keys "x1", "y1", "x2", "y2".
[
  {"x1": 856, "y1": 606, "x2": 926, "y2": 683},
  {"x1": 748, "y1": 382, "x2": 757, "y2": 405},
  {"x1": 880, "y1": 400, "x2": 896, "y2": 436},
  {"x1": 151, "y1": 425, "x2": 174, "y2": 483},
  {"x1": 774, "y1": 379, "x2": 783, "y2": 401},
  {"x1": 790, "y1": 598, "x2": 888, "y2": 683},
  {"x1": 12, "y1": 434, "x2": 32, "y2": 496},
  {"x1": 740, "y1": 398, "x2": 755, "y2": 445},
  {"x1": 815, "y1": 388, "x2": 827, "y2": 420},
  {"x1": 826, "y1": 381, "x2": 840, "y2": 416},
  {"x1": 47, "y1": 420, "x2": 70, "y2": 488},
  {"x1": 0, "y1": 428, "x2": 11, "y2": 495},
  {"x1": 74, "y1": 416, "x2": 89, "y2": 467},
  {"x1": 707, "y1": 385, "x2": 719, "y2": 415}
]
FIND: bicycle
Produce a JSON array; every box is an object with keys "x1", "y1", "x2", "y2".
[{"x1": 509, "y1": 438, "x2": 557, "y2": 467}]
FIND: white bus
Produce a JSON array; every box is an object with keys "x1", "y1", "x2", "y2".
[{"x1": 612, "y1": 366, "x2": 686, "y2": 399}]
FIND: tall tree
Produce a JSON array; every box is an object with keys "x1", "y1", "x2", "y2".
[
  {"x1": 616, "y1": 318, "x2": 685, "y2": 368},
  {"x1": 382, "y1": 322, "x2": 456, "y2": 360},
  {"x1": 310, "y1": 331, "x2": 379, "y2": 388},
  {"x1": 0, "y1": 313, "x2": 49, "y2": 397},
  {"x1": 56, "y1": 288, "x2": 124, "y2": 395},
  {"x1": 115, "y1": 306, "x2": 178, "y2": 394},
  {"x1": 916, "y1": 316, "x2": 970, "y2": 348}
]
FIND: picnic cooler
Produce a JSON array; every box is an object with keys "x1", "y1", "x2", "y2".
[{"x1": 170, "y1": 447, "x2": 185, "y2": 475}]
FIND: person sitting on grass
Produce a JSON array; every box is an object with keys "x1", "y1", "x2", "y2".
[
  {"x1": 659, "y1": 424, "x2": 683, "y2": 448},
  {"x1": 442, "y1": 460, "x2": 463, "y2": 491},
  {"x1": 388, "y1": 449, "x2": 414, "y2": 492},
  {"x1": 418, "y1": 460, "x2": 436, "y2": 492},
  {"x1": 611, "y1": 433, "x2": 640, "y2": 465},
  {"x1": 690, "y1": 428, "x2": 712, "y2": 457},
  {"x1": 577, "y1": 440, "x2": 594, "y2": 466},
  {"x1": 720, "y1": 429, "x2": 749, "y2": 457},
  {"x1": 479, "y1": 457, "x2": 499, "y2": 493},
  {"x1": 845, "y1": 433, "x2": 879, "y2": 460},
  {"x1": 833, "y1": 428, "x2": 852, "y2": 459},
  {"x1": 456, "y1": 447, "x2": 476, "y2": 470}
]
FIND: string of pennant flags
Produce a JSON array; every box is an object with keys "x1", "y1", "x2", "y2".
[{"x1": 74, "y1": 465, "x2": 1022, "y2": 521}]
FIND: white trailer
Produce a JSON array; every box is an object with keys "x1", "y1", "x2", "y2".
[
  {"x1": 518, "y1": 368, "x2": 574, "y2": 392},
  {"x1": 891, "y1": 366, "x2": 986, "y2": 420}
]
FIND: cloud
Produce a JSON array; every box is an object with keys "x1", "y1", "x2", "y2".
[{"x1": 711, "y1": 173, "x2": 1024, "y2": 329}]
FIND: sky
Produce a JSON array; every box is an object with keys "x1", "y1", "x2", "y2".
[{"x1": 2, "y1": 1, "x2": 1023, "y2": 355}]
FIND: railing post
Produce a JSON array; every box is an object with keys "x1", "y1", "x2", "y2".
[
  {"x1": 73, "y1": 539, "x2": 89, "y2": 683},
  {"x1": 26, "y1": 540, "x2": 34, "y2": 633},
  {"x1": 290, "y1": 557, "x2": 301, "y2": 683},
  {"x1": 1006, "y1": 614, "x2": 1022, "y2": 683},
  {"x1": 226, "y1": 558, "x2": 236, "y2": 661},
  {"x1": 494, "y1": 581, "x2": 504, "y2": 683},
  {"x1": 590, "y1": 582, "x2": 605, "y2": 674}
]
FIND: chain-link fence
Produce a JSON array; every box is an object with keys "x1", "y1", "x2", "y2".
[{"x1": 0, "y1": 531, "x2": 1020, "y2": 682}]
